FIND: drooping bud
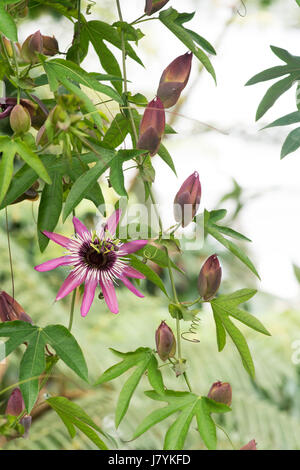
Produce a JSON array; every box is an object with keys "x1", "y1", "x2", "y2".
[
  {"x1": 137, "y1": 97, "x2": 165, "y2": 156},
  {"x1": 198, "y1": 254, "x2": 222, "y2": 301},
  {"x1": 155, "y1": 321, "x2": 176, "y2": 361},
  {"x1": 21, "y1": 31, "x2": 59, "y2": 63},
  {"x1": 11, "y1": 181, "x2": 39, "y2": 205},
  {"x1": 240, "y1": 440, "x2": 257, "y2": 450},
  {"x1": 0, "y1": 291, "x2": 33, "y2": 323},
  {"x1": 145, "y1": 0, "x2": 169, "y2": 15},
  {"x1": 173, "y1": 171, "x2": 201, "y2": 227},
  {"x1": 1, "y1": 37, "x2": 13, "y2": 57},
  {"x1": 5, "y1": 388, "x2": 25, "y2": 416},
  {"x1": 5, "y1": 388, "x2": 32, "y2": 438},
  {"x1": 207, "y1": 381, "x2": 232, "y2": 406},
  {"x1": 9, "y1": 104, "x2": 31, "y2": 134},
  {"x1": 157, "y1": 52, "x2": 192, "y2": 108}
]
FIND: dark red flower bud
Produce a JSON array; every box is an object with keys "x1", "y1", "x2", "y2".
[
  {"x1": 157, "y1": 52, "x2": 192, "y2": 108},
  {"x1": 9, "y1": 104, "x2": 31, "y2": 134},
  {"x1": 21, "y1": 31, "x2": 59, "y2": 63},
  {"x1": 0, "y1": 291, "x2": 33, "y2": 323},
  {"x1": 5, "y1": 388, "x2": 25, "y2": 416},
  {"x1": 198, "y1": 254, "x2": 222, "y2": 300},
  {"x1": 145, "y1": 0, "x2": 169, "y2": 15},
  {"x1": 240, "y1": 439, "x2": 257, "y2": 450},
  {"x1": 137, "y1": 97, "x2": 165, "y2": 156},
  {"x1": 173, "y1": 171, "x2": 201, "y2": 227},
  {"x1": 207, "y1": 381, "x2": 232, "y2": 406},
  {"x1": 155, "y1": 321, "x2": 176, "y2": 361}
]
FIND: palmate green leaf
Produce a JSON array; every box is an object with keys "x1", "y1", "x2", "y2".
[
  {"x1": 157, "y1": 143, "x2": 177, "y2": 176},
  {"x1": 37, "y1": 174, "x2": 63, "y2": 251},
  {"x1": 95, "y1": 348, "x2": 165, "y2": 427},
  {"x1": 280, "y1": 127, "x2": 300, "y2": 159},
  {"x1": 206, "y1": 223, "x2": 259, "y2": 278},
  {"x1": 159, "y1": 7, "x2": 216, "y2": 83},
  {"x1": 63, "y1": 147, "x2": 116, "y2": 221},
  {"x1": 0, "y1": 153, "x2": 99, "y2": 210},
  {"x1": 0, "y1": 4, "x2": 17, "y2": 41},
  {"x1": 47, "y1": 397, "x2": 108, "y2": 450},
  {"x1": 0, "y1": 137, "x2": 15, "y2": 204},
  {"x1": 133, "y1": 391, "x2": 230, "y2": 450},
  {"x1": 0, "y1": 321, "x2": 88, "y2": 412},
  {"x1": 129, "y1": 254, "x2": 168, "y2": 296},
  {"x1": 255, "y1": 75, "x2": 296, "y2": 121}
]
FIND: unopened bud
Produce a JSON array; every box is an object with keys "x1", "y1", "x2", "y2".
[
  {"x1": 173, "y1": 171, "x2": 201, "y2": 227},
  {"x1": 5, "y1": 388, "x2": 25, "y2": 416},
  {"x1": 145, "y1": 0, "x2": 169, "y2": 15},
  {"x1": 21, "y1": 31, "x2": 59, "y2": 63},
  {"x1": 207, "y1": 381, "x2": 232, "y2": 406},
  {"x1": 0, "y1": 291, "x2": 33, "y2": 323},
  {"x1": 137, "y1": 97, "x2": 165, "y2": 156},
  {"x1": 11, "y1": 182, "x2": 39, "y2": 205},
  {"x1": 198, "y1": 254, "x2": 222, "y2": 300},
  {"x1": 9, "y1": 104, "x2": 31, "y2": 134},
  {"x1": 157, "y1": 52, "x2": 192, "y2": 108},
  {"x1": 155, "y1": 321, "x2": 176, "y2": 361},
  {"x1": 1, "y1": 37, "x2": 13, "y2": 57},
  {"x1": 42, "y1": 35, "x2": 59, "y2": 56},
  {"x1": 240, "y1": 439, "x2": 257, "y2": 450}
]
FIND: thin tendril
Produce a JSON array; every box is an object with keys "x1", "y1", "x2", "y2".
[{"x1": 5, "y1": 207, "x2": 14, "y2": 301}]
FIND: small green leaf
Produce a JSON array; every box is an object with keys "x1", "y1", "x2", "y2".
[
  {"x1": 109, "y1": 153, "x2": 127, "y2": 197},
  {"x1": 14, "y1": 139, "x2": 51, "y2": 184},
  {"x1": 147, "y1": 355, "x2": 164, "y2": 395},
  {"x1": 37, "y1": 174, "x2": 63, "y2": 251},
  {"x1": 245, "y1": 65, "x2": 293, "y2": 86},
  {"x1": 0, "y1": 139, "x2": 15, "y2": 204},
  {"x1": 129, "y1": 255, "x2": 168, "y2": 296},
  {"x1": 157, "y1": 143, "x2": 177, "y2": 176},
  {"x1": 164, "y1": 401, "x2": 197, "y2": 450},
  {"x1": 263, "y1": 111, "x2": 300, "y2": 129},
  {"x1": 256, "y1": 75, "x2": 296, "y2": 121},
  {"x1": 0, "y1": 4, "x2": 17, "y2": 41},
  {"x1": 195, "y1": 398, "x2": 217, "y2": 450},
  {"x1": 281, "y1": 127, "x2": 300, "y2": 159}
]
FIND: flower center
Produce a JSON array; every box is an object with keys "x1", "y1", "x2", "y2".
[{"x1": 79, "y1": 239, "x2": 119, "y2": 270}]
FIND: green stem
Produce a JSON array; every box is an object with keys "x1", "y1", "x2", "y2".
[
  {"x1": 76, "y1": 0, "x2": 82, "y2": 65},
  {"x1": 5, "y1": 207, "x2": 14, "y2": 300},
  {"x1": 130, "y1": 13, "x2": 146, "y2": 25},
  {"x1": 10, "y1": 40, "x2": 20, "y2": 104},
  {"x1": 68, "y1": 288, "x2": 77, "y2": 331},
  {"x1": 116, "y1": 0, "x2": 138, "y2": 145},
  {"x1": 215, "y1": 422, "x2": 236, "y2": 450}
]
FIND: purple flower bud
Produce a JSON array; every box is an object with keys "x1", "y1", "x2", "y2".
[
  {"x1": 137, "y1": 97, "x2": 165, "y2": 156},
  {"x1": 207, "y1": 381, "x2": 232, "y2": 406},
  {"x1": 198, "y1": 254, "x2": 222, "y2": 300},
  {"x1": 157, "y1": 52, "x2": 192, "y2": 108},
  {"x1": 5, "y1": 388, "x2": 25, "y2": 416},
  {"x1": 0, "y1": 291, "x2": 33, "y2": 323},
  {"x1": 145, "y1": 0, "x2": 169, "y2": 15},
  {"x1": 240, "y1": 439, "x2": 257, "y2": 450},
  {"x1": 155, "y1": 321, "x2": 176, "y2": 361},
  {"x1": 173, "y1": 171, "x2": 201, "y2": 227},
  {"x1": 9, "y1": 104, "x2": 31, "y2": 134},
  {"x1": 21, "y1": 31, "x2": 59, "y2": 63}
]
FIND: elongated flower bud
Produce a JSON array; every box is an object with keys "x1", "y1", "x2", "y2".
[
  {"x1": 207, "y1": 381, "x2": 232, "y2": 406},
  {"x1": 9, "y1": 104, "x2": 31, "y2": 134},
  {"x1": 0, "y1": 291, "x2": 33, "y2": 323},
  {"x1": 11, "y1": 181, "x2": 39, "y2": 205},
  {"x1": 137, "y1": 97, "x2": 165, "y2": 156},
  {"x1": 155, "y1": 321, "x2": 176, "y2": 361},
  {"x1": 198, "y1": 254, "x2": 222, "y2": 300},
  {"x1": 5, "y1": 388, "x2": 32, "y2": 438},
  {"x1": 173, "y1": 171, "x2": 201, "y2": 227},
  {"x1": 240, "y1": 440, "x2": 257, "y2": 450},
  {"x1": 5, "y1": 388, "x2": 25, "y2": 416},
  {"x1": 145, "y1": 0, "x2": 169, "y2": 15},
  {"x1": 157, "y1": 52, "x2": 192, "y2": 108}
]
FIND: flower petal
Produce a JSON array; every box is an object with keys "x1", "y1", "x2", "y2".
[
  {"x1": 43, "y1": 231, "x2": 71, "y2": 248},
  {"x1": 105, "y1": 209, "x2": 122, "y2": 237},
  {"x1": 99, "y1": 279, "x2": 119, "y2": 314},
  {"x1": 35, "y1": 256, "x2": 72, "y2": 272},
  {"x1": 72, "y1": 217, "x2": 89, "y2": 238},
  {"x1": 119, "y1": 240, "x2": 148, "y2": 255},
  {"x1": 81, "y1": 279, "x2": 98, "y2": 317},
  {"x1": 123, "y1": 266, "x2": 146, "y2": 279},
  {"x1": 56, "y1": 272, "x2": 84, "y2": 301},
  {"x1": 120, "y1": 276, "x2": 144, "y2": 298}
]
